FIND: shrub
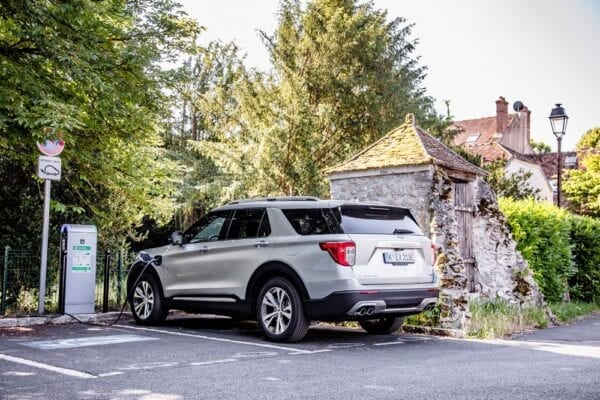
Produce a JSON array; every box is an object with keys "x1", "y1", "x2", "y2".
[
  {"x1": 499, "y1": 198, "x2": 573, "y2": 302},
  {"x1": 468, "y1": 298, "x2": 548, "y2": 338},
  {"x1": 549, "y1": 301, "x2": 600, "y2": 322},
  {"x1": 568, "y1": 215, "x2": 600, "y2": 304}
]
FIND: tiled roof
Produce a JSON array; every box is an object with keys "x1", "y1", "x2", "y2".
[
  {"x1": 453, "y1": 115, "x2": 516, "y2": 147},
  {"x1": 415, "y1": 126, "x2": 487, "y2": 176},
  {"x1": 326, "y1": 114, "x2": 430, "y2": 174},
  {"x1": 527, "y1": 151, "x2": 578, "y2": 179},
  {"x1": 327, "y1": 114, "x2": 487, "y2": 176}
]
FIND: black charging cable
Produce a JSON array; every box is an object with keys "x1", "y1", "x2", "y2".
[{"x1": 63, "y1": 255, "x2": 156, "y2": 327}]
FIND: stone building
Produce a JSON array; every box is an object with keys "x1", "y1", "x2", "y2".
[{"x1": 327, "y1": 114, "x2": 544, "y2": 330}]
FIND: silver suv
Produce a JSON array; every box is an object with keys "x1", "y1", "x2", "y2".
[{"x1": 127, "y1": 197, "x2": 439, "y2": 342}]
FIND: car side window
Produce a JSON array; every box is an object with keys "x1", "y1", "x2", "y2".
[
  {"x1": 184, "y1": 211, "x2": 230, "y2": 244},
  {"x1": 226, "y1": 208, "x2": 270, "y2": 240},
  {"x1": 282, "y1": 208, "x2": 342, "y2": 235}
]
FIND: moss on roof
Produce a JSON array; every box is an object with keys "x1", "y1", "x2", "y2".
[
  {"x1": 327, "y1": 114, "x2": 431, "y2": 174},
  {"x1": 327, "y1": 113, "x2": 487, "y2": 176}
]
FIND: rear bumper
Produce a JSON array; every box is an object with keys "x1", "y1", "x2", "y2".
[{"x1": 303, "y1": 287, "x2": 440, "y2": 320}]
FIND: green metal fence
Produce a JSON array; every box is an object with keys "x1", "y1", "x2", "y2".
[{"x1": 0, "y1": 246, "x2": 134, "y2": 316}]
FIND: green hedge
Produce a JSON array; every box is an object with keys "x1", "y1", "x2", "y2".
[
  {"x1": 568, "y1": 215, "x2": 600, "y2": 303},
  {"x1": 499, "y1": 198, "x2": 574, "y2": 303}
]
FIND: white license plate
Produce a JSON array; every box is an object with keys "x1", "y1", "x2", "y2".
[{"x1": 383, "y1": 250, "x2": 415, "y2": 264}]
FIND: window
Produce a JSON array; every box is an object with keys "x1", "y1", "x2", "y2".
[
  {"x1": 564, "y1": 155, "x2": 577, "y2": 168},
  {"x1": 282, "y1": 209, "x2": 342, "y2": 235},
  {"x1": 465, "y1": 133, "x2": 480, "y2": 143},
  {"x1": 184, "y1": 211, "x2": 230, "y2": 243},
  {"x1": 337, "y1": 205, "x2": 423, "y2": 235},
  {"x1": 226, "y1": 208, "x2": 271, "y2": 240}
]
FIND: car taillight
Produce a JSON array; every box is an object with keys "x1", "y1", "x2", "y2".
[
  {"x1": 431, "y1": 243, "x2": 437, "y2": 266},
  {"x1": 319, "y1": 241, "x2": 356, "y2": 267}
]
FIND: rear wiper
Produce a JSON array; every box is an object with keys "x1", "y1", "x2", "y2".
[{"x1": 393, "y1": 229, "x2": 413, "y2": 234}]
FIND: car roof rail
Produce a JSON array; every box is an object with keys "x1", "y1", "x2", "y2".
[{"x1": 227, "y1": 196, "x2": 321, "y2": 205}]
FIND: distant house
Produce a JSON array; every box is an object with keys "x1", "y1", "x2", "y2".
[{"x1": 452, "y1": 96, "x2": 565, "y2": 203}]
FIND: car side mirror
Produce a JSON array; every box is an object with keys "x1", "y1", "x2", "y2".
[{"x1": 170, "y1": 231, "x2": 183, "y2": 246}]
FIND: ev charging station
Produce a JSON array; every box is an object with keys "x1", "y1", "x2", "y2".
[{"x1": 59, "y1": 224, "x2": 97, "y2": 314}]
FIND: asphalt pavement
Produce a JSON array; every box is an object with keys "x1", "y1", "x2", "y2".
[{"x1": 0, "y1": 313, "x2": 598, "y2": 400}]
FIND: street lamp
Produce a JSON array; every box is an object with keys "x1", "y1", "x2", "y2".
[{"x1": 549, "y1": 103, "x2": 568, "y2": 207}]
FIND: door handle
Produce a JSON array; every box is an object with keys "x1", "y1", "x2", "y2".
[
  {"x1": 198, "y1": 246, "x2": 210, "y2": 253},
  {"x1": 254, "y1": 241, "x2": 269, "y2": 248}
]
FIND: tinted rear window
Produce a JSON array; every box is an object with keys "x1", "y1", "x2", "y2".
[
  {"x1": 282, "y1": 209, "x2": 343, "y2": 235},
  {"x1": 337, "y1": 205, "x2": 423, "y2": 235}
]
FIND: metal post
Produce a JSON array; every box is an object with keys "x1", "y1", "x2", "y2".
[
  {"x1": 38, "y1": 179, "x2": 51, "y2": 314},
  {"x1": 117, "y1": 250, "x2": 123, "y2": 306},
  {"x1": 556, "y1": 137, "x2": 562, "y2": 207},
  {"x1": 103, "y1": 250, "x2": 111, "y2": 313},
  {"x1": 2, "y1": 246, "x2": 9, "y2": 315}
]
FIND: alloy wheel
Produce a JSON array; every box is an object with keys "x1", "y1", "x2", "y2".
[
  {"x1": 133, "y1": 280, "x2": 154, "y2": 320},
  {"x1": 261, "y1": 287, "x2": 292, "y2": 335}
]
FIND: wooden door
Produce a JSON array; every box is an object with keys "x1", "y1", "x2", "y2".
[{"x1": 453, "y1": 181, "x2": 476, "y2": 292}]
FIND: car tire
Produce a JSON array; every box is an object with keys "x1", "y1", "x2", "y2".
[
  {"x1": 359, "y1": 317, "x2": 404, "y2": 334},
  {"x1": 256, "y1": 277, "x2": 309, "y2": 342},
  {"x1": 130, "y1": 273, "x2": 168, "y2": 325}
]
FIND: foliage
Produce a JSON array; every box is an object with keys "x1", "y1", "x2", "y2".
[
  {"x1": 576, "y1": 127, "x2": 600, "y2": 150},
  {"x1": 530, "y1": 139, "x2": 551, "y2": 154},
  {"x1": 186, "y1": 0, "x2": 446, "y2": 202},
  {"x1": 0, "y1": 0, "x2": 201, "y2": 247},
  {"x1": 567, "y1": 215, "x2": 600, "y2": 303},
  {"x1": 484, "y1": 159, "x2": 541, "y2": 200},
  {"x1": 405, "y1": 305, "x2": 440, "y2": 327},
  {"x1": 467, "y1": 299, "x2": 548, "y2": 338},
  {"x1": 499, "y1": 198, "x2": 574, "y2": 303},
  {"x1": 563, "y1": 127, "x2": 600, "y2": 218},
  {"x1": 549, "y1": 301, "x2": 600, "y2": 322}
]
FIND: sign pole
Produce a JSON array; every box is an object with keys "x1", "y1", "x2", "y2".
[
  {"x1": 38, "y1": 179, "x2": 51, "y2": 314},
  {"x1": 37, "y1": 135, "x2": 64, "y2": 315}
]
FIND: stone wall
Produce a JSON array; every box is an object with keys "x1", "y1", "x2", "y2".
[
  {"x1": 471, "y1": 179, "x2": 544, "y2": 307},
  {"x1": 329, "y1": 169, "x2": 434, "y2": 235}
]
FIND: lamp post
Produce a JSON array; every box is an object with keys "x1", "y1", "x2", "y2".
[{"x1": 549, "y1": 103, "x2": 568, "y2": 207}]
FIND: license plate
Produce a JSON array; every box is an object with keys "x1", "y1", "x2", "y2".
[{"x1": 383, "y1": 250, "x2": 415, "y2": 264}]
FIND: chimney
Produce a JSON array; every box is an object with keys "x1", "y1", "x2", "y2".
[
  {"x1": 496, "y1": 96, "x2": 508, "y2": 133},
  {"x1": 522, "y1": 105, "x2": 532, "y2": 153}
]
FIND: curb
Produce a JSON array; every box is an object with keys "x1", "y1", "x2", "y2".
[
  {"x1": 402, "y1": 325, "x2": 465, "y2": 338},
  {"x1": 0, "y1": 312, "x2": 132, "y2": 328}
]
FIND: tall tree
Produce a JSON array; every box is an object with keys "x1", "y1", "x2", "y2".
[
  {"x1": 563, "y1": 127, "x2": 600, "y2": 217},
  {"x1": 0, "y1": 0, "x2": 200, "y2": 247},
  {"x1": 193, "y1": 0, "x2": 444, "y2": 200}
]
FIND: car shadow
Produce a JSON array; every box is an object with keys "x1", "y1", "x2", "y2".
[{"x1": 157, "y1": 313, "x2": 396, "y2": 345}]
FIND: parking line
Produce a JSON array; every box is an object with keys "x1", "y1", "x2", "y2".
[
  {"x1": 0, "y1": 354, "x2": 96, "y2": 379},
  {"x1": 113, "y1": 324, "x2": 314, "y2": 354}
]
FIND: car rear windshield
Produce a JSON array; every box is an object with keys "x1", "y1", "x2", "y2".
[{"x1": 337, "y1": 205, "x2": 423, "y2": 235}]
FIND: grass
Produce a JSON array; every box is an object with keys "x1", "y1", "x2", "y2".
[
  {"x1": 549, "y1": 301, "x2": 600, "y2": 322},
  {"x1": 467, "y1": 299, "x2": 549, "y2": 339}
]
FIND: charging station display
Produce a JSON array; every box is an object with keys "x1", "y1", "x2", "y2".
[{"x1": 59, "y1": 224, "x2": 97, "y2": 314}]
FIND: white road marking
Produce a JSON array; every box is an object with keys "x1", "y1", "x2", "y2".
[
  {"x1": 326, "y1": 343, "x2": 364, "y2": 349},
  {"x1": 98, "y1": 371, "x2": 124, "y2": 377},
  {"x1": 364, "y1": 385, "x2": 396, "y2": 392},
  {"x1": 475, "y1": 339, "x2": 600, "y2": 359},
  {"x1": 1, "y1": 371, "x2": 36, "y2": 377},
  {"x1": 373, "y1": 341, "x2": 405, "y2": 346},
  {"x1": 190, "y1": 358, "x2": 237, "y2": 366},
  {"x1": 119, "y1": 362, "x2": 179, "y2": 371},
  {"x1": 265, "y1": 377, "x2": 281, "y2": 381},
  {"x1": 114, "y1": 324, "x2": 315, "y2": 354},
  {"x1": 22, "y1": 334, "x2": 158, "y2": 350},
  {"x1": 0, "y1": 354, "x2": 96, "y2": 379}
]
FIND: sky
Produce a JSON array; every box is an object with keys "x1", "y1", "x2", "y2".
[{"x1": 178, "y1": 0, "x2": 600, "y2": 151}]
